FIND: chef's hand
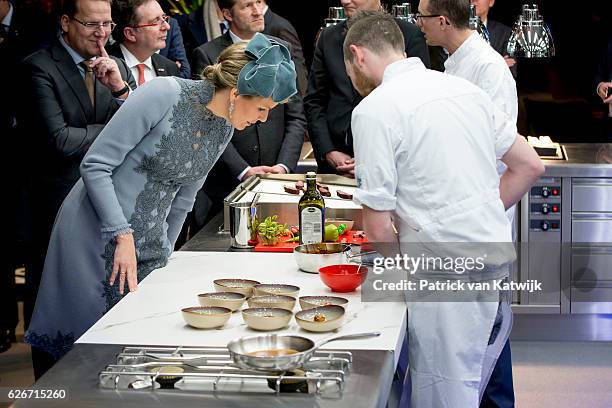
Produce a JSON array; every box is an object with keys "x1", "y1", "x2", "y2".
[
  {"x1": 597, "y1": 82, "x2": 612, "y2": 103},
  {"x1": 241, "y1": 165, "x2": 274, "y2": 181},
  {"x1": 336, "y1": 157, "x2": 355, "y2": 178},
  {"x1": 269, "y1": 165, "x2": 288, "y2": 174},
  {"x1": 109, "y1": 233, "x2": 138, "y2": 295},
  {"x1": 503, "y1": 55, "x2": 516, "y2": 68},
  {"x1": 91, "y1": 39, "x2": 129, "y2": 99}
]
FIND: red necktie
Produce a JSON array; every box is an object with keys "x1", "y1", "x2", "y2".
[{"x1": 136, "y1": 63, "x2": 146, "y2": 86}]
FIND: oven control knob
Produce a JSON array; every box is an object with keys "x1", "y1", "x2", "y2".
[
  {"x1": 540, "y1": 221, "x2": 550, "y2": 231},
  {"x1": 541, "y1": 187, "x2": 551, "y2": 198},
  {"x1": 541, "y1": 203, "x2": 550, "y2": 214}
]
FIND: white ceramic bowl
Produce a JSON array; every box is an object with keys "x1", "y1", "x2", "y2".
[
  {"x1": 242, "y1": 307, "x2": 293, "y2": 331},
  {"x1": 295, "y1": 305, "x2": 345, "y2": 332},
  {"x1": 248, "y1": 295, "x2": 296, "y2": 311},
  {"x1": 214, "y1": 279, "x2": 261, "y2": 297},
  {"x1": 299, "y1": 296, "x2": 349, "y2": 310},
  {"x1": 253, "y1": 284, "x2": 300, "y2": 298},
  {"x1": 182, "y1": 306, "x2": 232, "y2": 329},
  {"x1": 198, "y1": 292, "x2": 246, "y2": 311}
]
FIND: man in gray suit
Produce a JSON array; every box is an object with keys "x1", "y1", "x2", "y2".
[{"x1": 190, "y1": 0, "x2": 306, "y2": 232}]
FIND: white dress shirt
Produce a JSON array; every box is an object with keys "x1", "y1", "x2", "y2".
[
  {"x1": 352, "y1": 58, "x2": 516, "y2": 249},
  {"x1": 120, "y1": 44, "x2": 156, "y2": 85},
  {"x1": 1, "y1": 2, "x2": 13, "y2": 27}
]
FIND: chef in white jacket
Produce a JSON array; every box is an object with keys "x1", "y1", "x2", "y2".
[
  {"x1": 415, "y1": 1, "x2": 521, "y2": 405},
  {"x1": 343, "y1": 11, "x2": 544, "y2": 407}
]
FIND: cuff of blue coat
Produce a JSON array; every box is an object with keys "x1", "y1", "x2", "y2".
[{"x1": 101, "y1": 224, "x2": 134, "y2": 240}]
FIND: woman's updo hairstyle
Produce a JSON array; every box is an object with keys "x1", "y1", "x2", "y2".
[{"x1": 201, "y1": 42, "x2": 251, "y2": 89}]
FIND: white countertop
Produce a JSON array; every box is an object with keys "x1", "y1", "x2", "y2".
[{"x1": 77, "y1": 252, "x2": 406, "y2": 364}]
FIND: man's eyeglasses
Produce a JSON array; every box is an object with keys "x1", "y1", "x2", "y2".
[
  {"x1": 131, "y1": 14, "x2": 170, "y2": 29},
  {"x1": 414, "y1": 13, "x2": 443, "y2": 21},
  {"x1": 72, "y1": 17, "x2": 116, "y2": 32}
]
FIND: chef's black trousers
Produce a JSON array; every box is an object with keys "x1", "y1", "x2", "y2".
[{"x1": 480, "y1": 340, "x2": 515, "y2": 408}]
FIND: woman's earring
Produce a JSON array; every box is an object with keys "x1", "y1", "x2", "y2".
[{"x1": 229, "y1": 101, "x2": 234, "y2": 120}]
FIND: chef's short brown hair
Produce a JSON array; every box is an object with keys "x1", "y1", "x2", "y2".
[
  {"x1": 427, "y1": 0, "x2": 470, "y2": 29},
  {"x1": 343, "y1": 11, "x2": 405, "y2": 63}
]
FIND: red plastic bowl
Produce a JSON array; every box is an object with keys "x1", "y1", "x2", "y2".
[{"x1": 319, "y1": 264, "x2": 368, "y2": 293}]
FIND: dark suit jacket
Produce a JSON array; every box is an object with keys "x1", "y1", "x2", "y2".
[
  {"x1": 19, "y1": 40, "x2": 136, "y2": 228},
  {"x1": 175, "y1": 5, "x2": 207, "y2": 64},
  {"x1": 192, "y1": 32, "x2": 306, "y2": 200},
  {"x1": 0, "y1": 5, "x2": 54, "y2": 145},
  {"x1": 263, "y1": 8, "x2": 308, "y2": 96},
  {"x1": 595, "y1": 39, "x2": 612, "y2": 88},
  {"x1": 107, "y1": 43, "x2": 181, "y2": 81},
  {"x1": 304, "y1": 19, "x2": 430, "y2": 170},
  {"x1": 159, "y1": 16, "x2": 191, "y2": 78},
  {"x1": 487, "y1": 20, "x2": 517, "y2": 77}
]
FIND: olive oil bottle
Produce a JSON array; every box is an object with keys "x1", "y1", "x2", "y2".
[{"x1": 299, "y1": 172, "x2": 325, "y2": 244}]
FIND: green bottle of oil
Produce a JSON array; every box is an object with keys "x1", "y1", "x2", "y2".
[{"x1": 299, "y1": 172, "x2": 325, "y2": 244}]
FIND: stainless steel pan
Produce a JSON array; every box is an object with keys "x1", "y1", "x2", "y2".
[{"x1": 227, "y1": 331, "x2": 380, "y2": 372}]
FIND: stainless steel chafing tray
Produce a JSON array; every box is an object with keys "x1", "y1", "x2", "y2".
[{"x1": 223, "y1": 174, "x2": 363, "y2": 233}]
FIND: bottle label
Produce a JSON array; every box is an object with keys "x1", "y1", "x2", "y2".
[{"x1": 301, "y1": 207, "x2": 323, "y2": 244}]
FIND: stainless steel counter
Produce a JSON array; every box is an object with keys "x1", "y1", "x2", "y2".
[
  {"x1": 542, "y1": 143, "x2": 612, "y2": 177},
  {"x1": 13, "y1": 345, "x2": 395, "y2": 408}
]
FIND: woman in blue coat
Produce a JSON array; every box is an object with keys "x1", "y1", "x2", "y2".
[{"x1": 25, "y1": 33, "x2": 297, "y2": 372}]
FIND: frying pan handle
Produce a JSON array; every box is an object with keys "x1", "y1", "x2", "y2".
[
  {"x1": 316, "y1": 331, "x2": 381, "y2": 348},
  {"x1": 346, "y1": 250, "x2": 378, "y2": 260}
]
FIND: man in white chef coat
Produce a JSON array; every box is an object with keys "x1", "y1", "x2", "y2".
[
  {"x1": 416, "y1": 1, "x2": 519, "y2": 406},
  {"x1": 343, "y1": 11, "x2": 544, "y2": 407}
]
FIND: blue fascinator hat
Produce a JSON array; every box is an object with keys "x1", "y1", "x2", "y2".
[{"x1": 237, "y1": 33, "x2": 297, "y2": 102}]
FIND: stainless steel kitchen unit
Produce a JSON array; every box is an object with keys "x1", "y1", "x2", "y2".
[{"x1": 516, "y1": 144, "x2": 612, "y2": 315}]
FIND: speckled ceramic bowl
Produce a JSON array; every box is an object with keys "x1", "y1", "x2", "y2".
[
  {"x1": 295, "y1": 305, "x2": 345, "y2": 332},
  {"x1": 198, "y1": 292, "x2": 246, "y2": 311},
  {"x1": 213, "y1": 279, "x2": 261, "y2": 297},
  {"x1": 182, "y1": 306, "x2": 231, "y2": 329},
  {"x1": 242, "y1": 307, "x2": 293, "y2": 331},
  {"x1": 247, "y1": 295, "x2": 296, "y2": 311},
  {"x1": 253, "y1": 284, "x2": 300, "y2": 298},
  {"x1": 299, "y1": 296, "x2": 349, "y2": 310}
]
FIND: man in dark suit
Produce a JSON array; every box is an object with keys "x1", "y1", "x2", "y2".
[
  {"x1": 175, "y1": 0, "x2": 228, "y2": 66},
  {"x1": 471, "y1": 0, "x2": 516, "y2": 77},
  {"x1": 0, "y1": 0, "x2": 54, "y2": 354},
  {"x1": 159, "y1": 16, "x2": 191, "y2": 78},
  {"x1": 18, "y1": 0, "x2": 135, "y2": 377},
  {"x1": 190, "y1": 0, "x2": 306, "y2": 231},
  {"x1": 260, "y1": 0, "x2": 307, "y2": 95},
  {"x1": 304, "y1": 0, "x2": 430, "y2": 176},
  {"x1": 108, "y1": 0, "x2": 180, "y2": 85}
]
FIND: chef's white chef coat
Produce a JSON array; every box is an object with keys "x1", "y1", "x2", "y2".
[
  {"x1": 352, "y1": 58, "x2": 516, "y2": 248},
  {"x1": 444, "y1": 31, "x2": 519, "y2": 231},
  {"x1": 351, "y1": 58, "x2": 516, "y2": 408},
  {"x1": 444, "y1": 32, "x2": 517, "y2": 124}
]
